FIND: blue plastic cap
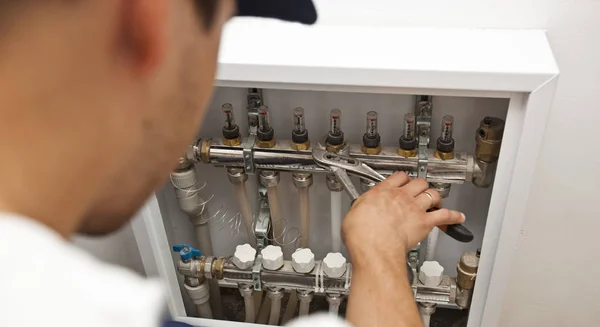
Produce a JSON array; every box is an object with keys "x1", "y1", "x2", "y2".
[{"x1": 172, "y1": 244, "x2": 201, "y2": 261}]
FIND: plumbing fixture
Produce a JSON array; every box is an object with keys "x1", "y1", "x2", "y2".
[
  {"x1": 326, "y1": 293, "x2": 344, "y2": 316},
  {"x1": 221, "y1": 103, "x2": 241, "y2": 146},
  {"x1": 292, "y1": 248, "x2": 316, "y2": 273},
  {"x1": 233, "y1": 244, "x2": 257, "y2": 270},
  {"x1": 473, "y1": 117, "x2": 505, "y2": 187},
  {"x1": 185, "y1": 277, "x2": 213, "y2": 319},
  {"x1": 419, "y1": 261, "x2": 444, "y2": 287},
  {"x1": 267, "y1": 287, "x2": 284, "y2": 325},
  {"x1": 323, "y1": 252, "x2": 347, "y2": 278},
  {"x1": 398, "y1": 112, "x2": 418, "y2": 157},
  {"x1": 262, "y1": 245, "x2": 284, "y2": 271},
  {"x1": 361, "y1": 111, "x2": 382, "y2": 154},
  {"x1": 293, "y1": 172, "x2": 313, "y2": 248},
  {"x1": 239, "y1": 284, "x2": 256, "y2": 323},
  {"x1": 436, "y1": 115, "x2": 456, "y2": 160},
  {"x1": 227, "y1": 168, "x2": 255, "y2": 243},
  {"x1": 455, "y1": 250, "x2": 480, "y2": 309},
  {"x1": 291, "y1": 107, "x2": 311, "y2": 151},
  {"x1": 257, "y1": 105, "x2": 276, "y2": 148},
  {"x1": 313, "y1": 148, "x2": 474, "y2": 243},
  {"x1": 326, "y1": 109, "x2": 345, "y2": 152},
  {"x1": 418, "y1": 302, "x2": 436, "y2": 327},
  {"x1": 297, "y1": 290, "x2": 314, "y2": 316}
]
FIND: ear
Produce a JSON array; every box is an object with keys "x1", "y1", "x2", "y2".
[{"x1": 120, "y1": 0, "x2": 168, "y2": 77}]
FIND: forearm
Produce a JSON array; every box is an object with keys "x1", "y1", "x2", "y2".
[{"x1": 346, "y1": 254, "x2": 422, "y2": 327}]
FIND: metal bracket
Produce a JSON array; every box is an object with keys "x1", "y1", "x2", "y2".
[
  {"x1": 251, "y1": 179, "x2": 271, "y2": 292},
  {"x1": 408, "y1": 244, "x2": 420, "y2": 297},
  {"x1": 415, "y1": 96, "x2": 432, "y2": 179},
  {"x1": 246, "y1": 88, "x2": 263, "y2": 136},
  {"x1": 255, "y1": 191, "x2": 271, "y2": 251},
  {"x1": 252, "y1": 255, "x2": 263, "y2": 291},
  {"x1": 242, "y1": 134, "x2": 256, "y2": 175}
]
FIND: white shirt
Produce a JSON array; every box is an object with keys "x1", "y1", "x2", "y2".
[{"x1": 0, "y1": 213, "x2": 349, "y2": 327}]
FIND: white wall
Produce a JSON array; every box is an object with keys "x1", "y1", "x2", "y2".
[{"x1": 309, "y1": 0, "x2": 600, "y2": 326}]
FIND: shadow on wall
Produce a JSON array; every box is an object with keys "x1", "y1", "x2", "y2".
[{"x1": 73, "y1": 223, "x2": 146, "y2": 276}]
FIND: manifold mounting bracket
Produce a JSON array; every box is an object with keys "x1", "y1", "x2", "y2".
[{"x1": 415, "y1": 95, "x2": 432, "y2": 179}]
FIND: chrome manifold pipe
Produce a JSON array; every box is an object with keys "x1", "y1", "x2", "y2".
[
  {"x1": 176, "y1": 256, "x2": 457, "y2": 307},
  {"x1": 188, "y1": 138, "x2": 477, "y2": 184}
]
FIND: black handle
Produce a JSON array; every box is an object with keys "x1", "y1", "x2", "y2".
[{"x1": 440, "y1": 224, "x2": 474, "y2": 243}]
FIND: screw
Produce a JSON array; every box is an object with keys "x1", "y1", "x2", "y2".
[{"x1": 420, "y1": 167, "x2": 426, "y2": 172}]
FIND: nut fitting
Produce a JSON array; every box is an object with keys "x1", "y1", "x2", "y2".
[
  {"x1": 227, "y1": 168, "x2": 248, "y2": 185},
  {"x1": 291, "y1": 140, "x2": 311, "y2": 151},
  {"x1": 293, "y1": 173, "x2": 313, "y2": 189},
  {"x1": 260, "y1": 171, "x2": 280, "y2": 187},
  {"x1": 456, "y1": 251, "x2": 479, "y2": 290},
  {"x1": 430, "y1": 182, "x2": 451, "y2": 199},
  {"x1": 256, "y1": 138, "x2": 276, "y2": 148},
  {"x1": 361, "y1": 143, "x2": 382, "y2": 155},
  {"x1": 476, "y1": 117, "x2": 505, "y2": 163},
  {"x1": 326, "y1": 173, "x2": 343, "y2": 192},
  {"x1": 199, "y1": 139, "x2": 212, "y2": 164},
  {"x1": 435, "y1": 150, "x2": 455, "y2": 160},
  {"x1": 397, "y1": 148, "x2": 417, "y2": 158},
  {"x1": 325, "y1": 142, "x2": 347, "y2": 153},
  {"x1": 223, "y1": 136, "x2": 241, "y2": 146}
]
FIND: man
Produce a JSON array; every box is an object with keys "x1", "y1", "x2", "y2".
[{"x1": 0, "y1": 1, "x2": 465, "y2": 326}]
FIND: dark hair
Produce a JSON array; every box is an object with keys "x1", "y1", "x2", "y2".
[{"x1": 193, "y1": 0, "x2": 220, "y2": 30}]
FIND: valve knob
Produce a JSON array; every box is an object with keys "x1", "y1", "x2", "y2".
[
  {"x1": 261, "y1": 245, "x2": 284, "y2": 271},
  {"x1": 233, "y1": 243, "x2": 257, "y2": 270},
  {"x1": 292, "y1": 248, "x2": 315, "y2": 273},
  {"x1": 419, "y1": 261, "x2": 444, "y2": 287},
  {"x1": 172, "y1": 244, "x2": 201, "y2": 261},
  {"x1": 323, "y1": 252, "x2": 347, "y2": 278}
]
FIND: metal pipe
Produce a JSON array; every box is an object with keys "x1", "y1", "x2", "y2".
[
  {"x1": 267, "y1": 288, "x2": 283, "y2": 325},
  {"x1": 293, "y1": 173, "x2": 313, "y2": 248},
  {"x1": 227, "y1": 168, "x2": 255, "y2": 245},
  {"x1": 239, "y1": 284, "x2": 256, "y2": 323},
  {"x1": 199, "y1": 138, "x2": 473, "y2": 184}
]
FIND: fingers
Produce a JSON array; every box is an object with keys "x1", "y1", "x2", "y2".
[
  {"x1": 379, "y1": 172, "x2": 410, "y2": 188},
  {"x1": 426, "y1": 208, "x2": 466, "y2": 227},
  {"x1": 414, "y1": 189, "x2": 442, "y2": 211},
  {"x1": 402, "y1": 178, "x2": 429, "y2": 197}
]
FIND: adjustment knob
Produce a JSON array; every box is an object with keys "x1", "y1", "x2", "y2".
[
  {"x1": 323, "y1": 252, "x2": 347, "y2": 278},
  {"x1": 232, "y1": 243, "x2": 256, "y2": 270},
  {"x1": 292, "y1": 248, "x2": 315, "y2": 273},
  {"x1": 261, "y1": 245, "x2": 284, "y2": 271}
]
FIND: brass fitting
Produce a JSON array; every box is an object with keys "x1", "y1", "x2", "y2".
[
  {"x1": 326, "y1": 142, "x2": 346, "y2": 153},
  {"x1": 212, "y1": 257, "x2": 225, "y2": 280},
  {"x1": 256, "y1": 138, "x2": 276, "y2": 148},
  {"x1": 223, "y1": 136, "x2": 241, "y2": 146},
  {"x1": 361, "y1": 144, "x2": 382, "y2": 155},
  {"x1": 476, "y1": 117, "x2": 505, "y2": 163},
  {"x1": 291, "y1": 140, "x2": 311, "y2": 151},
  {"x1": 435, "y1": 150, "x2": 454, "y2": 160},
  {"x1": 455, "y1": 251, "x2": 480, "y2": 308},
  {"x1": 397, "y1": 148, "x2": 417, "y2": 158},
  {"x1": 199, "y1": 139, "x2": 212, "y2": 164}
]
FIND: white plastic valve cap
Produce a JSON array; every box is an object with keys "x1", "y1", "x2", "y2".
[
  {"x1": 292, "y1": 248, "x2": 315, "y2": 273},
  {"x1": 323, "y1": 252, "x2": 347, "y2": 278},
  {"x1": 419, "y1": 261, "x2": 444, "y2": 287},
  {"x1": 232, "y1": 243, "x2": 256, "y2": 270},
  {"x1": 261, "y1": 245, "x2": 284, "y2": 270}
]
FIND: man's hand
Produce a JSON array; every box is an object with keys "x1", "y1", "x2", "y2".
[
  {"x1": 342, "y1": 172, "x2": 465, "y2": 266},
  {"x1": 343, "y1": 172, "x2": 465, "y2": 327}
]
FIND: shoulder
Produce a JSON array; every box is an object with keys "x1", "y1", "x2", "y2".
[{"x1": 0, "y1": 214, "x2": 165, "y2": 327}]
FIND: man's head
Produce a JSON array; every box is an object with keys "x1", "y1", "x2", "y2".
[
  {"x1": 0, "y1": 0, "x2": 316, "y2": 237},
  {"x1": 0, "y1": 0, "x2": 235, "y2": 235}
]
